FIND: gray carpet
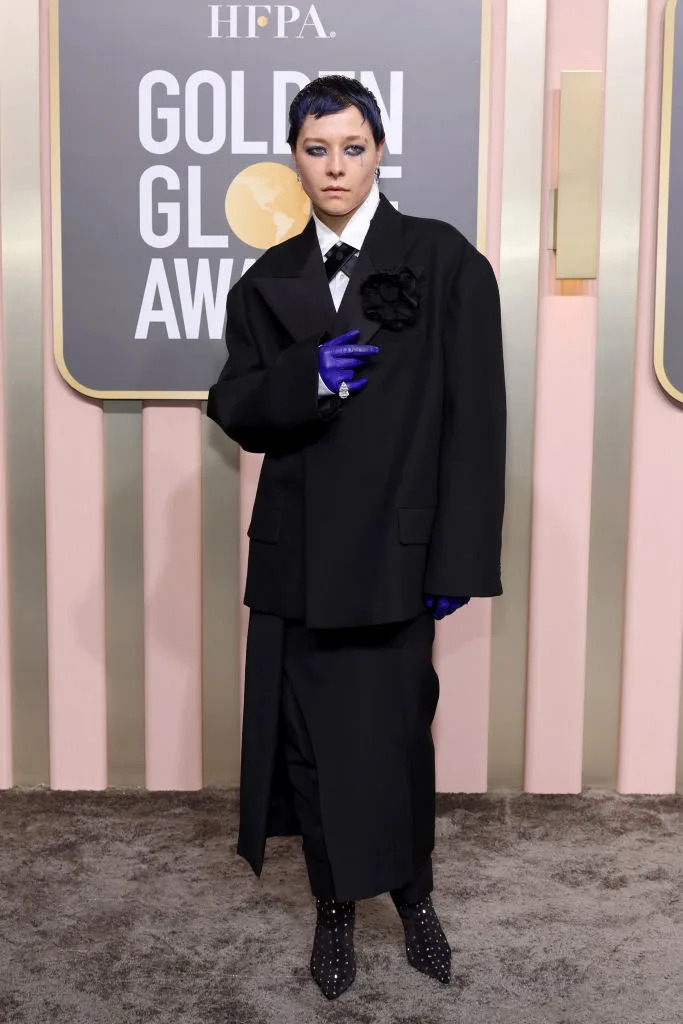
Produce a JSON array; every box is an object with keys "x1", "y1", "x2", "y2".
[{"x1": 0, "y1": 789, "x2": 682, "y2": 1024}]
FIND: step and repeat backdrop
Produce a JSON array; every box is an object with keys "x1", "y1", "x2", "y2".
[{"x1": 2, "y1": 0, "x2": 683, "y2": 795}]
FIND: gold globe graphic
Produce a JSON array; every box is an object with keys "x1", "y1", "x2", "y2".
[{"x1": 225, "y1": 162, "x2": 310, "y2": 250}]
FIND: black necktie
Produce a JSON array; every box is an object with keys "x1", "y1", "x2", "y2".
[{"x1": 324, "y1": 241, "x2": 358, "y2": 282}]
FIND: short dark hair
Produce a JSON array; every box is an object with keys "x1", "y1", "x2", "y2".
[{"x1": 287, "y1": 75, "x2": 385, "y2": 149}]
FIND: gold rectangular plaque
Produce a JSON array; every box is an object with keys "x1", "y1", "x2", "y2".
[{"x1": 553, "y1": 70, "x2": 603, "y2": 279}]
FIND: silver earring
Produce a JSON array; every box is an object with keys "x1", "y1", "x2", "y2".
[
  {"x1": 296, "y1": 170, "x2": 301, "y2": 183},
  {"x1": 375, "y1": 166, "x2": 380, "y2": 182}
]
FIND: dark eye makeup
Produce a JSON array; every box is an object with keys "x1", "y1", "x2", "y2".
[{"x1": 304, "y1": 144, "x2": 366, "y2": 157}]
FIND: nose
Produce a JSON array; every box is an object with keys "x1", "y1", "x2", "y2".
[{"x1": 327, "y1": 149, "x2": 345, "y2": 177}]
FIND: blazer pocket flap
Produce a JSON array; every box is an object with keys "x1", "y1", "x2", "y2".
[
  {"x1": 397, "y1": 506, "x2": 436, "y2": 544},
  {"x1": 247, "y1": 505, "x2": 281, "y2": 543}
]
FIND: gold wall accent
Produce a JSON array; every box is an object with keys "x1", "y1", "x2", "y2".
[
  {"x1": 583, "y1": 0, "x2": 649, "y2": 788},
  {"x1": 488, "y1": 0, "x2": 547, "y2": 788},
  {"x1": 105, "y1": 401, "x2": 146, "y2": 786},
  {"x1": 202, "y1": 413, "x2": 242, "y2": 786},
  {"x1": 0, "y1": 0, "x2": 50, "y2": 784},
  {"x1": 553, "y1": 71, "x2": 603, "y2": 279}
]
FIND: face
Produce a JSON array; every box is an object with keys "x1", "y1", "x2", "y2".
[{"x1": 291, "y1": 104, "x2": 384, "y2": 230}]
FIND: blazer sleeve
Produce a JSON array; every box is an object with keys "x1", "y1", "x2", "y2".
[
  {"x1": 424, "y1": 242, "x2": 506, "y2": 597},
  {"x1": 206, "y1": 278, "x2": 343, "y2": 453}
]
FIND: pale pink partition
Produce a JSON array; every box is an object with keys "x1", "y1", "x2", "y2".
[
  {"x1": 143, "y1": 405, "x2": 203, "y2": 790},
  {"x1": 433, "y1": 0, "x2": 506, "y2": 793},
  {"x1": 0, "y1": 177, "x2": 13, "y2": 789},
  {"x1": 525, "y1": 298, "x2": 597, "y2": 790},
  {"x1": 617, "y1": 0, "x2": 683, "y2": 793},
  {"x1": 524, "y1": 0, "x2": 607, "y2": 793},
  {"x1": 239, "y1": 452, "x2": 263, "y2": 735},
  {"x1": 40, "y1": 0, "x2": 108, "y2": 790}
]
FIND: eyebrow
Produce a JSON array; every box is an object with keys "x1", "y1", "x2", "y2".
[{"x1": 301, "y1": 135, "x2": 368, "y2": 144}]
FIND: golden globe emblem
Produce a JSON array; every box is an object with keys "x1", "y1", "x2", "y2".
[{"x1": 224, "y1": 163, "x2": 311, "y2": 250}]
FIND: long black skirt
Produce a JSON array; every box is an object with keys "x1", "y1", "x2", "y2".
[{"x1": 236, "y1": 608, "x2": 439, "y2": 902}]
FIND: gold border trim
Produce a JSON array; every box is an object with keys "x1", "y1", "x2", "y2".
[
  {"x1": 49, "y1": 0, "x2": 494, "y2": 399},
  {"x1": 49, "y1": 0, "x2": 207, "y2": 401},
  {"x1": 477, "y1": 0, "x2": 492, "y2": 254},
  {"x1": 654, "y1": 0, "x2": 683, "y2": 403}
]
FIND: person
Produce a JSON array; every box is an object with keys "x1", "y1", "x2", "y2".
[{"x1": 206, "y1": 75, "x2": 506, "y2": 1000}]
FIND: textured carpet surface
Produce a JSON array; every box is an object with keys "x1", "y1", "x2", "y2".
[{"x1": 0, "y1": 788, "x2": 682, "y2": 1023}]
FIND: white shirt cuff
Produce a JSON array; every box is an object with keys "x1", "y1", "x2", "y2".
[{"x1": 318, "y1": 372, "x2": 336, "y2": 397}]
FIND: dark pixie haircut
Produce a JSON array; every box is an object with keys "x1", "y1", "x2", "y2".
[{"x1": 287, "y1": 75, "x2": 385, "y2": 149}]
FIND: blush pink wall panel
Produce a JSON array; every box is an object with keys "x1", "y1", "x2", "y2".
[
  {"x1": 142, "y1": 405, "x2": 203, "y2": 790},
  {"x1": 525, "y1": 0, "x2": 608, "y2": 793},
  {"x1": 434, "y1": 0, "x2": 507, "y2": 793},
  {"x1": 526, "y1": 297, "x2": 598, "y2": 791},
  {"x1": 239, "y1": 452, "x2": 262, "y2": 738},
  {"x1": 40, "y1": 3, "x2": 108, "y2": 790},
  {"x1": 618, "y1": 0, "x2": 683, "y2": 794},
  {"x1": 0, "y1": 194, "x2": 12, "y2": 789}
]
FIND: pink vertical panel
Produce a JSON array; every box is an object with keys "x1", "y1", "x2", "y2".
[
  {"x1": 0, "y1": 184, "x2": 12, "y2": 789},
  {"x1": 526, "y1": 297, "x2": 597, "y2": 790},
  {"x1": 433, "y1": 0, "x2": 506, "y2": 793},
  {"x1": 617, "y1": 0, "x2": 683, "y2": 794},
  {"x1": 239, "y1": 451, "x2": 262, "y2": 736},
  {"x1": 524, "y1": 0, "x2": 607, "y2": 793},
  {"x1": 143, "y1": 405, "x2": 203, "y2": 790},
  {"x1": 41, "y1": 0, "x2": 108, "y2": 790}
]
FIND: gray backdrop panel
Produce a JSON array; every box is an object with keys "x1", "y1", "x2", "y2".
[
  {"x1": 57, "y1": 0, "x2": 483, "y2": 395},
  {"x1": 665, "y1": 3, "x2": 683, "y2": 395}
]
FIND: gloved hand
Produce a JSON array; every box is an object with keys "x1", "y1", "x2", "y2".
[
  {"x1": 424, "y1": 595, "x2": 471, "y2": 620},
  {"x1": 318, "y1": 329, "x2": 379, "y2": 396}
]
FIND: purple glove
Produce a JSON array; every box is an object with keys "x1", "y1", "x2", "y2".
[
  {"x1": 424, "y1": 595, "x2": 471, "y2": 620},
  {"x1": 318, "y1": 329, "x2": 379, "y2": 396}
]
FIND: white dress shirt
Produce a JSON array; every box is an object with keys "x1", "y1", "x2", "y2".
[{"x1": 313, "y1": 181, "x2": 381, "y2": 397}]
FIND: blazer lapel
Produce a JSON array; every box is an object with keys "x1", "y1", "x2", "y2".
[
  {"x1": 254, "y1": 218, "x2": 336, "y2": 344},
  {"x1": 253, "y1": 192, "x2": 409, "y2": 347},
  {"x1": 329, "y1": 194, "x2": 408, "y2": 344}
]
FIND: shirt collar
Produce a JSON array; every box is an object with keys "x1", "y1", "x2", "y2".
[{"x1": 312, "y1": 180, "x2": 381, "y2": 258}]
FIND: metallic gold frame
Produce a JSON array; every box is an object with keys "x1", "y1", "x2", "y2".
[
  {"x1": 48, "y1": 0, "x2": 207, "y2": 400},
  {"x1": 49, "y1": 0, "x2": 493, "y2": 400},
  {"x1": 654, "y1": 0, "x2": 683, "y2": 404},
  {"x1": 478, "y1": 0, "x2": 492, "y2": 254}
]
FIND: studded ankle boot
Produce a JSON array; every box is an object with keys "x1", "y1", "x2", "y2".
[
  {"x1": 309, "y1": 897, "x2": 356, "y2": 1000},
  {"x1": 394, "y1": 894, "x2": 451, "y2": 984}
]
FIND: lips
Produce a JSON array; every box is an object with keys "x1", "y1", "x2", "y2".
[{"x1": 323, "y1": 187, "x2": 348, "y2": 193}]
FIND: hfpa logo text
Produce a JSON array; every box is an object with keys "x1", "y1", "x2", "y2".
[{"x1": 208, "y1": 5, "x2": 335, "y2": 39}]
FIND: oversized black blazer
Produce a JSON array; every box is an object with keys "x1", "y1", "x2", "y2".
[{"x1": 206, "y1": 192, "x2": 506, "y2": 628}]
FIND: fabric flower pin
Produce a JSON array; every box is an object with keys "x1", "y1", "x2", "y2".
[{"x1": 360, "y1": 266, "x2": 420, "y2": 332}]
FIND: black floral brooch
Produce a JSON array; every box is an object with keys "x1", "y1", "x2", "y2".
[{"x1": 359, "y1": 266, "x2": 420, "y2": 332}]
